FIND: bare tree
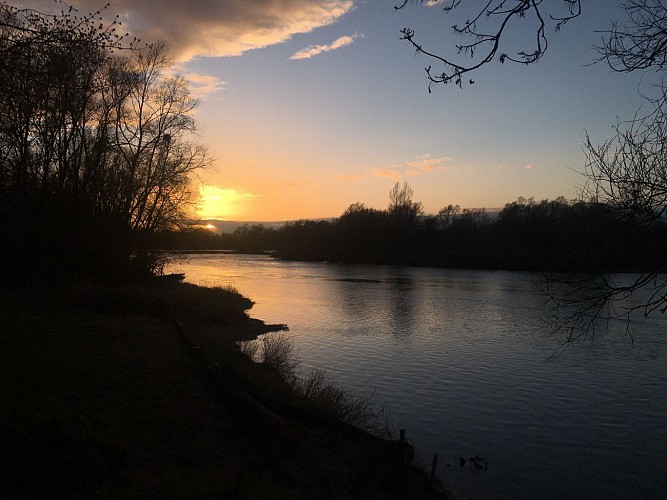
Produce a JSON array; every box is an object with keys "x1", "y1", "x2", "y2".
[
  {"x1": 552, "y1": 0, "x2": 667, "y2": 342},
  {"x1": 102, "y1": 43, "x2": 208, "y2": 235},
  {"x1": 437, "y1": 203, "x2": 461, "y2": 228},
  {"x1": 583, "y1": 100, "x2": 667, "y2": 226},
  {"x1": 388, "y1": 181, "x2": 423, "y2": 221},
  {"x1": 0, "y1": 1, "x2": 208, "y2": 278},
  {"x1": 548, "y1": 87, "x2": 667, "y2": 344}
]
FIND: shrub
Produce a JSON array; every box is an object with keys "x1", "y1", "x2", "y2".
[
  {"x1": 259, "y1": 333, "x2": 300, "y2": 384},
  {"x1": 295, "y1": 368, "x2": 376, "y2": 428}
]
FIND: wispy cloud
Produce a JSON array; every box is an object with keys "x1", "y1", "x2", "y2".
[
  {"x1": 492, "y1": 163, "x2": 535, "y2": 173},
  {"x1": 405, "y1": 154, "x2": 451, "y2": 176},
  {"x1": 338, "y1": 174, "x2": 366, "y2": 181},
  {"x1": 290, "y1": 33, "x2": 363, "y2": 60},
  {"x1": 180, "y1": 71, "x2": 227, "y2": 99},
  {"x1": 342, "y1": 153, "x2": 451, "y2": 183},
  {"x1": 371, "y1": 168, "x2": 401, "y2": 181},
  {"x1": 27, "y1": 0, "x2": 355, "y2": 62}
]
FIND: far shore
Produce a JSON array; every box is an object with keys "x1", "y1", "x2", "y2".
[{"x1": 166, "y1": 249, "x2": 278, "y2": 255}]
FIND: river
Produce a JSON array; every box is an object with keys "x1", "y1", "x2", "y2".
[{"x1": 167, "y1": 253, "x2": 666, "y2": 500}]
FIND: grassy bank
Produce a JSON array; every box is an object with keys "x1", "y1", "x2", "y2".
[{"x1": 0, "y1": 280, "x2": 448, "y2": 499}]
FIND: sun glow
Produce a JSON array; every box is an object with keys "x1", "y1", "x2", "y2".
[{"x1": 197, "y1": 184, "x2": 259, "y2": 220}]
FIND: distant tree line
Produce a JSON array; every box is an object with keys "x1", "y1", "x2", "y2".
[
  {"x1": 395, "y1": 1, "x2": 667, "y2": 331},
  {"x1": 0, "y1": 2, "x2": 207, "y2": 282},
  {"x1": 158, "y1": 183, "x2": 666, "y2": 273}
]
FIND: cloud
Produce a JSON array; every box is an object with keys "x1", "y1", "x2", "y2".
[
  {"x1": 491, "y1": 163, "x2": 534, "y2": 172},
  {"x1": 338, "y1": 174, "x2": 366, "y2": 181},
  {"x1": 349, "y1": 153, "x2": 452, "y2": 182},
  {"x1": 371, "y1": 168, "x2": 401, "y2": 181},
  {"x1": 290, "y1": 32, "x2": 362, "y2": 60},
  {"x1": 178, "y1": 70, "x2": 227, "y2": 98},
  {"x1": 27, "y1": 0, "x2": 355, "y2": 62},
  {"x1": 405, "y1": 154, "x2": 451, "y2": 175}
]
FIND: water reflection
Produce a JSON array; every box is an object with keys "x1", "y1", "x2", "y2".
[
  {"x1": 324, "y1": 266, "x2": 422, "y2": 338},
  {"x1": 167, "y1": 255, "x2": 667, "y2": 500}
]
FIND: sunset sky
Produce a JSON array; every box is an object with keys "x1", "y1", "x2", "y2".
[{"x1": 25, "y1": 0, "x2": 658, "y2": 221}]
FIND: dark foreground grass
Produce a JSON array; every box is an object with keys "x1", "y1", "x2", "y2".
[{"x1": 0, "y1": 280, "x2": 449, "y2": 499}]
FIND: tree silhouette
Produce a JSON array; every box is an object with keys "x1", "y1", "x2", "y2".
[
  {"x1": 0, "y1": 1, "x2": 208, "y2": 280},
  {"x1": 565, "y1": 1, "x2": 667, "y2": 337},
  {"x1": 388, "y1": 182, "x2": 423, "y2": 221},
  {"x1": 396, "y1": 1, "x2": 667, "y2": 340}
]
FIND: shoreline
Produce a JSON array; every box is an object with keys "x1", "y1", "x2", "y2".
[{"x1": 0, "y1": 280, "x2": 449, "y2": 499}]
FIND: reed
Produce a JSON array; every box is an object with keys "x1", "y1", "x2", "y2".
[{"x1": 252, "y1": 333, "x2": 378, "y2": 430}]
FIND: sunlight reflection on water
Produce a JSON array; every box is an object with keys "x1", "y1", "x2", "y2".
[{"x1": 168, "y1": 254, "x2": 667, "y2": 500}]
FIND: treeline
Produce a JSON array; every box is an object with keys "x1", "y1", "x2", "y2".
[
  {"x1": 158, "y1": 188, "x2": 666, "y2": 273},
  {"x1": 0, "y1": 4, "x2": 205, "y2": 283}
]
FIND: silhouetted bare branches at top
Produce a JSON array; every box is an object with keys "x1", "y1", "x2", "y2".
[
  {"x1": 395, "y1": 0, "x2": 667, "y2": 87},
  {"x1": 0, "y1": 0, "x2": 140, "y2": 57},
  {"x1": 596, "y1": 0, "x2": 667, "y2": 73},
  {"x1": 394, "y1": 0, "x2": 581, "y2": 89}
]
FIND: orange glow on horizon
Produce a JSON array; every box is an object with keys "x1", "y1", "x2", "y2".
[{"x1": 197, "y1": 184, "x2": 261, "y2": 220}]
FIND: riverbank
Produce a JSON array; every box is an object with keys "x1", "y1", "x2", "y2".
[{"x1": 0, "y1": 279, "x2": 449, "y2": 499}]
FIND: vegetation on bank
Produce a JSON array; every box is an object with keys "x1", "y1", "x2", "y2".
[
  {"x1": 157, "y1": 189, "x2": 667, "y2": 273},
  {"x1": 0, "y1": 280, "x2": 448, "y2": 499}
]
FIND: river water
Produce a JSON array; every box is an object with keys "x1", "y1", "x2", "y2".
[{"x1": 167, "y1": 253, "x2": 667, "y2": 500}]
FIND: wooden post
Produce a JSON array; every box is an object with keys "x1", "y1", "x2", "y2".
[{"x1": 430, "y1": 453, "x2": 438, "y2": 481}]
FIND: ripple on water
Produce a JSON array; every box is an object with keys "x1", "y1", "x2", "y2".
[{"x1": 168, "y1": 256, "x2": 667, "y2": 500}]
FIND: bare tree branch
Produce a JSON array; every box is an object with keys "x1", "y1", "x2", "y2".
[
  {"x1": 395, "y1": 0, "x2": 581, "y2": 89},
  {"x1": 596, "y1": 0, "x2": 667, "y2": 72}
]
